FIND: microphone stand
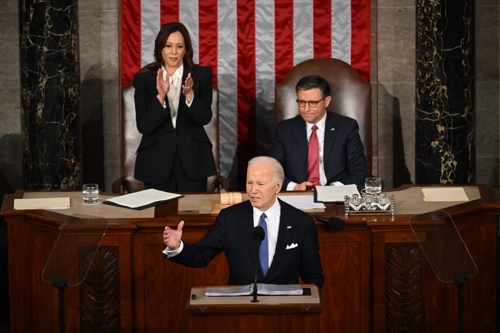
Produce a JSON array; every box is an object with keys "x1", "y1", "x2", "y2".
[
  {"x1": 251, "y1": 239, "x2": 261, "y2": 303},
  {"x1": 251, "y1": 269, "x2": 259, "y2": 303}
]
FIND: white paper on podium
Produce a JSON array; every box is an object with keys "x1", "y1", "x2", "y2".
[
  {"x1": 14, "y1": 197, "x2": 71, "y2": 210},
  {"x1": 103, "y1": 189, "x2": 182, "y2": 210},
  {"x1": 205, "y1": 283, "x2": 303, "y2": 297},
  {"x1": 422, "y1": 187, "x2": 469, "y2": 202},
  {"x1": 277, "y1": 195, "x2": 325, "y2": 210},
  {"x1": 314, "y1": 184, "x2": 360, "y2": 202}
]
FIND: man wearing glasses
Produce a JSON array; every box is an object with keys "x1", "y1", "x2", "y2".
[{"x1": 269, "y1": 75, "x2": 367, "y2": 191}]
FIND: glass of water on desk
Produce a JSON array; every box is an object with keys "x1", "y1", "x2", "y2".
[
  {"x1": 83, "y1": 183, "x2": 99, "y2": 204},
  {"x1": 365, "y1": 177, "x2": 382, "y2": 196}
]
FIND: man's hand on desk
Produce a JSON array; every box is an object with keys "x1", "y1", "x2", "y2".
[
  {"x1": 163, "y1": 221, "x2": 184, "y2": 250},
  {"x1": 294, "y1": 181, "x2": 314, "y2": 191}
]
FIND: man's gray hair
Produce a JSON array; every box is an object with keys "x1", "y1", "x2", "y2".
[{"x1": 248, "y1": 156, "x2": 284, "y2": 182}]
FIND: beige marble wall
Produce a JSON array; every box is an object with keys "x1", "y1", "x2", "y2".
[
  {"x1": 475, "y1": 1, "x2": 500, "y2": 188},
  {"x1": 0, "y1": 0, "x2": 499, "y2": 195},
  {"x1": 373, "y1": 1, "x2": 416, "y2": 189},
  {"x1": 372, "y1": 0, "x2": 500, "y2": 190},
  {"x1": 79, "y1": 0, "x2": 121, "y2": 191},
  {"x1": 0, "y1": 1, "x2": 22, "y2": 196}
]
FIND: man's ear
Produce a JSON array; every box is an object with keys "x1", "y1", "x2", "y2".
[
  {"x1": 324, "y1": 96, "x2": 332, "y2": 108},
  {"x1": 276, "y1": 179, "x2": 283, "y2": 193}
]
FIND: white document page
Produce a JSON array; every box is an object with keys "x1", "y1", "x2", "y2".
[
  {"x1": 277, "y1": 194, "x2": 326, "y2": 210},
  {"x1": 315, "y1": 184, "x2": 360, "y2": 202},
  {"x1": 422, "y1": 187, "x2": 469, "y2": 202},
  {"x1": 14, "y1": 197, "x2": 71, "y2": 210},
  {"x1": 104, "y1": 189, "x2": 182, "y2": 209}
]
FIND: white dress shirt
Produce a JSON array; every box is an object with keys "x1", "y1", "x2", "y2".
[
  {"x1": 252, "y1": 198, "x2": 281, "y2": 269},
  {"x1": 161, "y1": 63, "x2": 193, "y2": 128},
  {"x1": 286, "y1": 113, "x2": 329, "y2": 190}
]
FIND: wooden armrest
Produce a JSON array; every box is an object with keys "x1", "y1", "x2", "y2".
[{"x1": 112, "y1": 177, "x2": 125, "y2": 194}]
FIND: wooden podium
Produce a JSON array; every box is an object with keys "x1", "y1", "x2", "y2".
[
  {"x1": 186, "y1": 285, "x2": 323, "y2": 332},
  {"x1": 1, "y1": 185, "x2": 499, "y2": 332}
]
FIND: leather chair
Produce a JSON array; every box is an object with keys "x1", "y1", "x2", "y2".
[
  {"x1": 274, "y1": 58, "x2": 372, "y2": 175},
  {"x1": 112, "y1": 68, "x2": 228, "y2": 193}
]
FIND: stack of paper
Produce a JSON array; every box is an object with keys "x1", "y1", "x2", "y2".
[
  {"x1": 14, "y1": 197, "x2": 71, "y2": 210},
  {"x1": 103, "y1": 189, "x2": 183, "y2": 210},
  {"x1": 422, "y1": 187, "x2": 469, "y2": 202},
  {"x1": 205, "y1": 283, "x2": 303, "y2": 297},
  {"x1": 314, "y1": 184, "x2": 360, "y2": 203}
]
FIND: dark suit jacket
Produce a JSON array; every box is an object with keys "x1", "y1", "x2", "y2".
[
  {"x1": 269, "y1": 111, "x2": 367, "y2": 190},
  {"x1": 133, "y1": 64, "x2": 216, "y2": 184},
  {"x1": 166, "y1": 199, "x2": 324, "y2": 288}
]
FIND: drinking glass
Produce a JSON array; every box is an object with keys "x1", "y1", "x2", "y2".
[
  {"x1": 365, "y1": 177, "x2": 382, "y2": 196},
  {"x1": 82, "y1": 184, "x2": 99, "y2": 204}
]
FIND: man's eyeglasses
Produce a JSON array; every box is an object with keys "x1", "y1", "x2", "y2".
[{"x1": 296, "y1": 98, "x2": 325, "y2": 108}]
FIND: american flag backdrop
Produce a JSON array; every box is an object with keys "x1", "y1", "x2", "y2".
[{"x1": 121, "y1": 0, "x2": 370, "y2": 189}]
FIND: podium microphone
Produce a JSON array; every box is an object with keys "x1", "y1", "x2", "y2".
[
  {"x1": 309, "y1": 215, "x2": 346, "y2": 230},
  {"x1": 253, "y1": 225, "x2": 265, "y2": 244},
  {"x1": 251, "y1": 226, "x2": 265, "y2": 303}
]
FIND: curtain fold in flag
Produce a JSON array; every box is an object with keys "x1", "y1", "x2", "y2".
[{"x1": 121, "y1": 0, "x2": 370, "y2": 189}]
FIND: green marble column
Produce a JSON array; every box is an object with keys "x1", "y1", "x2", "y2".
[
  {"x1": 415, "y1": 0, "x2": 475, "y2": 184},
  {"x1": 19, "y1": 0, "x2": 82, "y2": 189}
]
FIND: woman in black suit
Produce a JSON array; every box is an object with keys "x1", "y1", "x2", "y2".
[{"x1": 133, "y1": 22, "x2": 216, "y2": 192}]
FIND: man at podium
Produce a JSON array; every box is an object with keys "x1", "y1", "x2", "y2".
[{"x1": 162, "y1": 156, "x2": 324, "y2": 288}]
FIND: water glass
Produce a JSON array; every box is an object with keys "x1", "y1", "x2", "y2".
[
  {"x1": 83, "y1": 183, "x2": 99, "y2": 204},
  {"x1": 365, "y1": 177, "x2": 382, "y2": 196}
]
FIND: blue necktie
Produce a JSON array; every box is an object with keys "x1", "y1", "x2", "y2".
[{"x1": 258, "y1": 213, "x2": 269, "y2": 276}]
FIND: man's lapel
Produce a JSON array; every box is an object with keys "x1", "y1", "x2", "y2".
[
  {"x1": 238, "y1": 202, "x2": 260, "y2": 266},
  {"x1": 267, "y1": 200, "x2": 295, "y2": 275},
  {"x1": 323, "y1": 112, "x2": 338, "y2": 172},
  {"x1": 292, "y1": 116, "x2": 309, "y2": 174}
]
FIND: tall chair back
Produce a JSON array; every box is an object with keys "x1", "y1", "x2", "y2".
[{"x1": 275, "y1": 58, "x2": 372, "y2": 175}]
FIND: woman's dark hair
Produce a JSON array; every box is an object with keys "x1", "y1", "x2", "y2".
[
  {"x1": 295, "y1": 75, "x2": 331, "y2": 98},
  {"x1": 154, "y1": 22, "x2": 195, "y2": 72}
]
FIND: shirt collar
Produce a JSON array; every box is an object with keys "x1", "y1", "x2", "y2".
[
  {"x1": 162, "y1": 62, "x2": 184, "y2": 80},
  {"x1": 252, "y1": 196, "x2": 280, "y2": 223},
  {"x1": 306, "y1": 111, "x2": 327, "y2": 133}
]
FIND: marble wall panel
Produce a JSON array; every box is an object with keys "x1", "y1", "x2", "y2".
[
  {"x1": 377, "y1": 6, "x2": 416, "y2": 83},
  {"x1": 475, "y1": 2, "x2": 499, "y2": 189},
  {"x1": 79, "y1": 0, "x2": 120, "y2": 191},
  {"x1": 0, "y1": 0, "x2": 17, "y2": 13},
  {"x1": 375, "y1": 3, "x2": 415, "y2": 189},
  {"x1": 475, "y1": 81, "x2": 499, "y2": 188},
  {"x1": 79, "y1": 0, "x2": 119, "y2": 11},
  {"x1": 0, "y1": 14, "x2": 19, "y2": 88},
  {"x1": 0, "y1": 0, "x2": 21, "y2": 201},
  {"x1": 377, "y1": 82, "x2": 415, "y2": 189},
  {"x1": 378, "y1": 0, "x2": 414, "y2": 6},
  {"x1": 19, "y1": 0, "x2": 82, "y2": 190},
  {"x1": 475, "y1": 6, "x2": 500, "y2": 81}
]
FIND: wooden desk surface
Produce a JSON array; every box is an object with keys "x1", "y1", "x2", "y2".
[{"x1": 5, "y1": 185, "x2": 483, "y2": 219}]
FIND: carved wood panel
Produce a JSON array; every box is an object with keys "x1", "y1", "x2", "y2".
[
  {"x1": 79, "y1": 247, "x2": 120, "y2": 333},
  {"x1": 386, "y1": 243, "x2": 425, "y2": 333}
]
